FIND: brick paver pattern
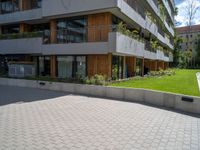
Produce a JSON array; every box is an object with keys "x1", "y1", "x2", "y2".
[{"x1": 0, "y1": 85, "x2": 200, "y2": 150}]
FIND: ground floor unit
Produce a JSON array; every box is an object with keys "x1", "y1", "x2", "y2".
[{"x1": 0, "y1": 54, "x2": 169, "y2": 80}]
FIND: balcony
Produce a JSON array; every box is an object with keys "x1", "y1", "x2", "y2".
[
  {"x1": 118, "y1": 0, "x2": 146, "y2": 29},
  {"x1": 146, "y1": 0, "x2": 159, "y2": 16},
  {"x1": 145, "y1": 16, "x2": 158, "y2": 36},
  {"x1": 0, "y1": 8, "x2": 42, "y2": 24},
  {"x1": 0, "y1": 25, "x2": 171, "y2": 62}
]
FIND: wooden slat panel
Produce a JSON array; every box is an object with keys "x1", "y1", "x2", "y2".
[
  {"x1": 126, "y1": 56, "x2": 136, "y2": 77},
  {"x1": 87, "y1": 54, "x2": 112, "y2": 78},
  {"x1": 88, "y1": 13, "x2": 112, "y2": 42}
]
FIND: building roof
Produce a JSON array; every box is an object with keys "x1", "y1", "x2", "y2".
[{"x1": 176, "y1": 24, "x2": 200, "y2": 34}]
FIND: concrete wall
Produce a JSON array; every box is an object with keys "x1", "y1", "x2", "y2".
[
  {"x1": 109, "y1": 32, "x2": 145, "y2": 57},
  {"x1": 0, "y1": 38, "x2": 43, "y2": 54},
  {"x1": 0, "y1": 77, "x2": 200, "y2": 115},
  {"x1": 117, "y1": 0, "x2": 146, "y2": 29},
  {"x1": 42, "y1": 0, "x2": 117, "y2": 17},
  {"x1": 0, "y1": 32, "x2": 170, "y2": 62},
  {"x1": 0, "y1": 9, "x2": 42, "y2": 25},
  {"x1": 145, "y1": 17, "x2": 158, "y2": 37}
]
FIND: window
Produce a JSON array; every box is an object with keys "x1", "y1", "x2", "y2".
[
  {"x1": 38, "y1": 56, "x2": 50, "y2": 76},
  {"x1": 0, "y1": 0, "x2": 19, "y2": 14},
  {"x1": 76, "y1": 56, "x2": 86, "y2": 78},
  {"x1": 112, "y1": 56, "x2": 124, "y2": 80},
  {"x1": 57, "y1": 56, "x2": 86, "y2": 79},
  {"x1": 30, "y1": 0, "x2": 42, "y2": 9},
  {"x1": 136, "y1": 58, "x2": 142, "y2": 76},
  {"x1": 57, "y1": 56, "x2": 73, "y2": 78},
  {"x1": 2, "y1": 24, "x2": 19, "y2": 34},
  {"x1": 57, "y1": 16, "x2": 87, "y2": 43}
]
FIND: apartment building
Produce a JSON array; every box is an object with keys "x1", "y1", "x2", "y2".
[
  {"x1": 0, "y1": 0, "x2": 174, "y2": 80},
  {"x1": 176, "y1": 24, "x2": 200, "y2": 65}
]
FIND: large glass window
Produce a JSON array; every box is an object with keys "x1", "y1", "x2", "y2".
[
  {"x1": 57, "y1": 56, "x2": 86, "y2": 79},
  {"x1": 136, "y1": 58, "x2": 142, "y2": 76},
  {"x1": 57, "y1": 56, "x2": 73, "y2": 78},
  {"x1": 57, "y1": 17, "x2": 87, "y2": 43},
  {"x1": 112, "y1": 56, "x2": 124, "y2": 80},
  {"x1": 0, "y1": 0, "x2": 19, "y2": 14},
  {"x1": 2, "y1": 24, "x2": 19, "y2": 34},
  {"x1": 76, "y1": 56, "x2": 86, "y2": 78},
  {"x1": 30, "y1": 0, "x2": 42, "y2": 9},
  {"x1": 38, "y1": 56, "x2": 50, "y2": 76}
]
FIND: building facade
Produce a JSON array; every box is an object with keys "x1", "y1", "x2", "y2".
[
  {"x1": 176, "y1": 25, "x2": 200, "y2": 66},
  {"x1": 0, "y1": 0, "x2": 175, "y2": 80}
]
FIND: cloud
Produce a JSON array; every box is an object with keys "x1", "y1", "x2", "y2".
[{"x1": 175, "y1": 0, "x2": 200, "y2": 27}]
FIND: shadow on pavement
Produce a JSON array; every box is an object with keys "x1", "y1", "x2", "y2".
[{"x1": 0, "y1": 85, "x2": 70, "y2": 106}]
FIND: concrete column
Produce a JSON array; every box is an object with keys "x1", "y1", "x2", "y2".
[
  {"x1": 50, "y1": 55, "x2": 57, "y2": 78},
  {"x1": 50, "y1": 19, "x2": 57, "y2": 44}
]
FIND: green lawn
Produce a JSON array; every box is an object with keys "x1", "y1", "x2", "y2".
[{"x1": 111, "y1": 69, "x2": 200, "y2": 97}]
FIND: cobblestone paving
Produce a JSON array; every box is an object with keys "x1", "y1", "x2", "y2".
[{"x1": 0, "y1": 85, "x2": 200, "y2": 150}]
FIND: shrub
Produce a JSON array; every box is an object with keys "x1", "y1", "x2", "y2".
[
  {"x1": 148, "y1": 69, "x2": 175, "y2": 77},
  {"x1": 85, "y1": 74, "x2": 107, "y2": 85}
]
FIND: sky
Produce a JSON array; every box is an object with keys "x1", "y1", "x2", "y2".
[{"x1": 175, "y1": 0, "x2": 200, "y2": 27}]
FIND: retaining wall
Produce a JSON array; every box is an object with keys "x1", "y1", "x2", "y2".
[{"x1": 0, "y1": 78, "x2": 200, "y2": 115}]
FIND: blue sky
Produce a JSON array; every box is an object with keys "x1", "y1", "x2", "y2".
[{"x1": 175, "y1": 0, "x2": 200, "y2": 27}]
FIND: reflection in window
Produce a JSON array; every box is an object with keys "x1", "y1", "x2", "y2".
[
  {"x1": 38, "y1": 56, "x2": 50, "y2": 76},
  {"x1": 2, "y1": 24, "x2": 19, "y2": 34},
  {"x1": 135, "y1": 58, "x2": 142, "y2": 76},
  {"x1": 0, "y1": 0, "x2": 19, "y2": 14},
  {"x1": 112, "y1": 56, "x2": 124, "y2": 80},
  {"x1": 57, "y1": 56, "x2": 73, "y2": 78},
  {"x1": 76, "y1": 56, "x2": 86, "y2": 78},
  {"x1": 57, "y1": 17, "x2": 87, "y2": 43}
]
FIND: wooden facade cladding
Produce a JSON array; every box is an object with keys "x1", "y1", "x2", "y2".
[
  {"x1": 87, "y1": 13, "x2": 112, "y2": 42},
  {"x1": 19, "y1": 23, "x2": 29, "y2": 33},
  {"x1": 87, "y1": 54, "x2": 112, "y2": 78},
  {"x1": 20, "y1": 0, "x2": 31, "y2": 11},
  {"x1": 50, "y1": 19, "x2": 57, "y2": 44},
  {"x1": 126, "y1": 56, "x2": 136, "y2": 77},
  {"x1": 50, "y1": 55, "x2": 56, "y2": 78},
  {"x1": 157, "y1": 61, "x2": 165, "y2": 70},
  {"x1": 144, "y1": 59, "x2": 159, "y2": 72}
]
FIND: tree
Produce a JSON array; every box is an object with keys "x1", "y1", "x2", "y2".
[
  {"x1": 184, "y1": 0, "x2": 200, "y2": 66},
  {"x1": 173, "y1": 33, "x2": 183, "y2": 67},
  {"x1": 195, "y1": 36, "x2": 200, "y2": 66},
  {"x1": 185, "y1": 0, "x2": 200, "y2": 27}
]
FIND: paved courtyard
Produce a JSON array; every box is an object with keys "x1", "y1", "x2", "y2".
[{"x1": 0, "y1": 85, "x2": 200, "y2": 150}]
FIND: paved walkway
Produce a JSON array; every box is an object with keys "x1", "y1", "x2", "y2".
[{"x1": 0, "y1": 85, "x2": 200, "y2": 150}]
